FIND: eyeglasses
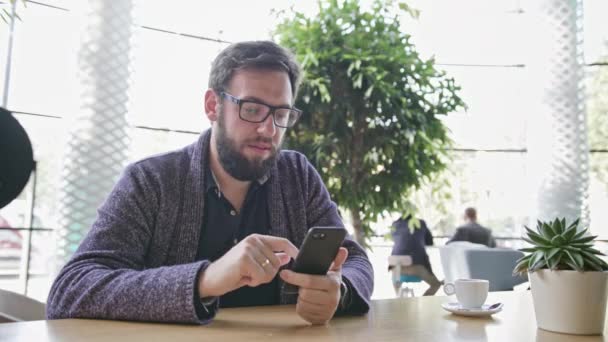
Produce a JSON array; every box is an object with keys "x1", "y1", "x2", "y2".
[{"x1": 220, "y1": 92, "x2": 302, "y2": 128}]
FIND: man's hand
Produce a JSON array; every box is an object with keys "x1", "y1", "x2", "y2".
[
  {"x1": 279, "y1": 247, "x2": 349, "y2": 325},
  {"x1": 198, "y1": 234, "x2": 299, "y2": 297}
]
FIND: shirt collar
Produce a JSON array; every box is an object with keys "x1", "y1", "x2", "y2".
[{"x1": 205, "y1": 162, "x2": 269, "y2": 194}]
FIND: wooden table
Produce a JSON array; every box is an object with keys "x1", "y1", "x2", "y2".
[{"x1": 0, "y1": 291, "x2": 605, "y2": 341}]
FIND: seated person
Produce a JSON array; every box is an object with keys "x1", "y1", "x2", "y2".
[
  {"x1": 447, "y1": 207, "x2": 496, "y2": 248},
  {"x1": 46, "y1": 41, "x2": 373, "y2": 325},
  {"x1": 390, "y1": 215, "x2": 441, "y2": 296}
]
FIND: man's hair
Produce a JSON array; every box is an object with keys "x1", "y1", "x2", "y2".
[
  {"x1": 208, "y1": 41, "x2": 302, "y2": 99},
  {"x1": 464, "y1": 207, "x2": 477, "y2": 221}
]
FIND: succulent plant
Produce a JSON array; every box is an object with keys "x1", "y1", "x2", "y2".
[{"x1": 514, "y1": 218, "x2": 608, "y2": 275}]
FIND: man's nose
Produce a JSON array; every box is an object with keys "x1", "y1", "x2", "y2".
[{"x1": 257, "y1": 113, "x2": 276, "y2": 137}]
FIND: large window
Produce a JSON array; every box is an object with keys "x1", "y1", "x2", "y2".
[{"x1": 0, "y1": 0, "x2": 606, "y2": 301}]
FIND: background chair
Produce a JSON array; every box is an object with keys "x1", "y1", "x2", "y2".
[
  {"x1": 388, "y1": 255, "x2": 422, "y2": 297},
  {"x1": 439, "y1": 242, "x2": 528, "y2": 291},
  {"x1": 0, "y1": 289, "x2": 45, "y2": 322}
]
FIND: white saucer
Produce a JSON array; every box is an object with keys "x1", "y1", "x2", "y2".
[{"x1": 441, "y1": 302, "x2": 503, "y2": 317}]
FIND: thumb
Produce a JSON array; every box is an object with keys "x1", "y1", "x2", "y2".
[
  {"x1": 329, "y1": 247, "x2": 348, "y2": 272},
  {"x1": 275, "y1": 252, "x2": 291, "y2": 266}
]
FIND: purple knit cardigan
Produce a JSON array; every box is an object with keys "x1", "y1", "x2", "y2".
[{"x1": 46, "y1": 129, "x2": 374, "y2": 324}]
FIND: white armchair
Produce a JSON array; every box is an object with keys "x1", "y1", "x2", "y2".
[{"x1": 439, "y1": 242, "x2": 528, "y2": 291}]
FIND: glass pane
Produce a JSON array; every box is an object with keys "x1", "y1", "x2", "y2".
[
  {"x1": 8, "y1": 114, "x2": 64, "y2": 229},
  {"x1": 27, "y1": 230, "x2": 55, "y2": 302},
  {"x1": 590, "y1": 152, "x2": 608, "y2": 239},
  {"x1": 411, "y1": 151, "x2": 530, "y2": 240},
  {"x1": 129, "y1": 127, "x2": 200, "y2": 161},
  {"x1": 439, "y1": 66, "x2": 528, "y2": 150},
  {"x1": 0, "y1": 13, "x2": 8, "y2": 104},
  {"x1": 133, "y1": 0, "x2": 304, "y2": 43},
  {"x1": 0, "y1": 226, "x2": 22, "y2": 294},
  {"x1": 402, "y1": 0, "x2": 526, "y2": 64},
  {"x1": 128, "y1": 26, "x2": 220, "y2": 132},
  {"x1": 584, "y1": 1, "x2": 608, "y2": 64},
  {"x1": 7, "y1": 2, "x2": 79, "y2": 116}
]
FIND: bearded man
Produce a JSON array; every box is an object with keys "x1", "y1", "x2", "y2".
[{"x1": 47, "y1": 41, "x2": 373, "y2": 325}]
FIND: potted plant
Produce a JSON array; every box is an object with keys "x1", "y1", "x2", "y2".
[{"x1": 514, "y1": 218, "x2": 608, "y2": 335}]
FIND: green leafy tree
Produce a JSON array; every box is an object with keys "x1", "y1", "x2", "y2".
[{"x1": 274, "y1": 0, "x2": 465, "y2": 245}]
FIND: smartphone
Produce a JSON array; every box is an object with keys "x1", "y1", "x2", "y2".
[
  {"x1": 283, "y1": 227, "x2": 347, "y2": 294},
  {"x1": 291, "y1": 227, "x2": 347, "y2": 275}
]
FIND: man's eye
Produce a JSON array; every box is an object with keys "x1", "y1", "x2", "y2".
[{"x1": 245, "y1": 108, "x2": 258, "y2": 114}]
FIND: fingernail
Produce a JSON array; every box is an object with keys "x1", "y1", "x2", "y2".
[{"x1": 280, "y1": 270, "x2": 289, "y2": 279}]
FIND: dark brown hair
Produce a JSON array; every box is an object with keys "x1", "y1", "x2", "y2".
[{"x1": 208, "y1": 41, "x2": 301, "y2": 99}]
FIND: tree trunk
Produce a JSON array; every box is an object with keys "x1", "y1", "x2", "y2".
[{"x1": 349, "y1": 208, "x2": 367, "y2": 249}]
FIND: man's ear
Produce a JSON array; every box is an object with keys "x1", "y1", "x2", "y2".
[{"x1": 204, "y1": 89, "x2": 220, "y2": 122}]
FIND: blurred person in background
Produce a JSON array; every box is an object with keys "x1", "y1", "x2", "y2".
[
  {"x1": 390, "y1": 215, "x2": 441, "y2": 296},
  {"x1": 447, "y1": 207, "x2": 497, "y2": 248}
]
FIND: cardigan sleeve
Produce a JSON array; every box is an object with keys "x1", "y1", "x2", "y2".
[{"x1": 46, "y1": 163, "x2": 213, "y2": 324}]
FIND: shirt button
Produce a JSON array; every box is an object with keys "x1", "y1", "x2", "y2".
[
  {"x1": 233, "y1": 238, "x2": 238, "y2": 245},
  {"x1": 230, "y1": 210, "x2": 236, "y2": 216}
]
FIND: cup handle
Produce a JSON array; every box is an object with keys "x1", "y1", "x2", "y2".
[{"x1": 443, "y1": 282, "x2": 455, "y2": 296}]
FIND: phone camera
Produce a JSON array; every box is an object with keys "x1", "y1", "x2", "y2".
[{"x1": 312, "y1": 232, "x2": 326, "y2": 239}]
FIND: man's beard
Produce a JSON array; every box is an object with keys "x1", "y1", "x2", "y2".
[{"x1": 215, "y1": 110, "x2": 280, "y2": 181}]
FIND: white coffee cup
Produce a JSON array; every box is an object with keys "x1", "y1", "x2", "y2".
[{"x1": 443, "y1": 279, "x2": 489, "y2": 309}]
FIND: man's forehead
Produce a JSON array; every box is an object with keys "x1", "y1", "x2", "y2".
[{"x1": 227, "y1": 69, "x2": 293, "y2": 105}]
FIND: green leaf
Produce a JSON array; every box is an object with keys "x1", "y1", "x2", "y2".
[
  {"x1": 562, "y1": 224, "x2": 578, "y2": 241},
  {"x1": 571, "y1": 229, "x2": 587, "y2": 242},
  {"x1": 553, "y1": 218, "x2": 563, "y2": 234},
  {"x1": 582, "y1": 254, "x2": 604, "y2": 271},
  {"x1": 564, "y1": 250, "x2": 584, "y2": 271},
  {"x1": 515, "y1": 254, "x2": 531, "y2": 265},
  {"x1": 551, "y1": 235, "x2": 566, "y2": 246},
  {"x1": 571, "y1": 235, "x2": 597, "y2": 245},
  {"x1": 580, "y1": 250, "x2": 608, "y2": 270},
  {"x1": 526, "y1": 228, "x2": 551, "y2": 243},
  {"x1": 530, "y1": 257, "x2": 547, "y2": 272},
  {"x1": 587, "y1": 247, "x2": 606, "y2": 256},
  {"x1": 523, "y1": 237, "x2": 550, "y2": 248},
  {"x1": 546, "y1": 247, "x2": 561, "y2": 260},
  {"x1": 528, "y1": 251, "x2": 544, "y2": 269},
  {"x1": 540, "y1": 222, "x2": 556, "y2": 238},
  {"x1": 514, "y1": 255, "x2": 532, "y2": 274},
  {"x1": 548, "y1": 251, "x2": 563, "y2": 270},
  {"x1": 526, "y1": 227, "x2": 552, "y2": 245},
  {"x1": 563, "y1": 259, "x2": 581, "y2": 272}
]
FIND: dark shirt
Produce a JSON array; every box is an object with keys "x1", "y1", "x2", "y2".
[
  {"x1": 447, "y1": 222, "x2": 496, "y2": 248},
  {"x1": 390, "y1": 217, "x2": 434, "y2": 273},
  {"x1": 196, "y1": 165, "x2": 277, "y2": 309}
]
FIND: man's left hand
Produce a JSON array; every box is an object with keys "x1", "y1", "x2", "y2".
[{"x1": 279, "y1": 247, "x2": 349, "y2": 325}]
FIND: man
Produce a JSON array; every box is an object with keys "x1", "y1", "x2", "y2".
[
  {"x1": 389, "y1": 215, "x2": 441, "y2": 296},
  {"x1": 447, "y1": 207, "x2": 496, "y2": 248},
  {"x1": 46, "y1": 41, "x2": 373, "y2": 325}
]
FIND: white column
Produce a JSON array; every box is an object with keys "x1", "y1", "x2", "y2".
[
  {"x1": 527, "y1": 0, "x2": 589, "y2": 227},
  {"x1": 56, "y1": 0, "x2": 134, "y2": 266}
]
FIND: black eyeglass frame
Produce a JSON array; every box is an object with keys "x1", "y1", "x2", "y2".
[{"x1": 220, "y1": 92, "x2": 302, "y2": 128}]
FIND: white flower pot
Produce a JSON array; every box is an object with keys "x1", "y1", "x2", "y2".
[{"x1": 530, "y1": 269, "x2": 608, "y2": 335}]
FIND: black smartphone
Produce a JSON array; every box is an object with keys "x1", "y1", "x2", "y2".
[
  {"x1": 283, "y1": 227, "x2": 347, "y2": 294},
  {"x1": 291, "y1": 227, "x2": 347, "y2": 275},
  {"x1": 283, "y1": 227, "x2": 346, "y2": 294}
]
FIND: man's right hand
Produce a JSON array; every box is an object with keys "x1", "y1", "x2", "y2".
[{"x1": 198, "y1": 234, "x2": 299, "y2": 297}]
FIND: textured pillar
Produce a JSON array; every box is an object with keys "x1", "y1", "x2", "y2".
[
  {"x1": 527, "y1": 0, "x2": 589, "y2": 227},
  {"x1": 56, "y1": 0, "x2": 134, "y2": 266}
]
